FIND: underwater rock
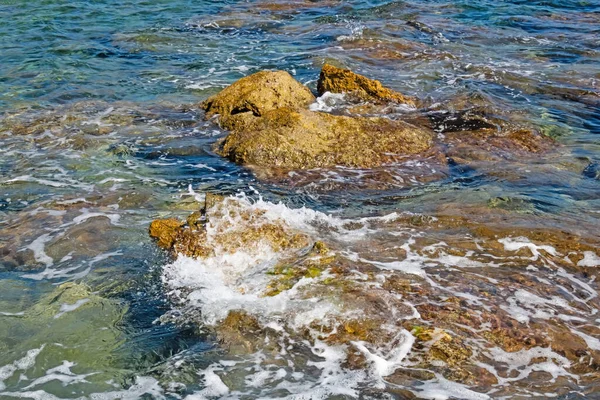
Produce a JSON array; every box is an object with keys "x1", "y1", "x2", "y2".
[
  {"x1": 317, "y1": 64, "x2": 417, "y2": 107},
  {"x1": 201, "y1": 70, "x2": 315, "y2": 130},
  {"x1": 217, "y1": 310, "x2": 267, "y2": 354},
  {"x1": 0, "y1": 282, "x2": 128, "y2": 391},
  {"x1": 216, "y1": 107, "x2": 433, "y2": 169},
  {"x1": 151, "y1": 193, "x2": 600, "y2": 393}
]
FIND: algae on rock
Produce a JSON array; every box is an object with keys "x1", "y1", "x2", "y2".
[
  {"x1": 0, "y1": 282, "x2": 129, "y2": 392},
  {"x1": 199, "y1": 68, "x2": 433, "y2": 171}
]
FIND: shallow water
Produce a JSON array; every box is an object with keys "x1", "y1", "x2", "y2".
[{"x1": 0, "y1": 0, "x2": 599, "y2": 399}]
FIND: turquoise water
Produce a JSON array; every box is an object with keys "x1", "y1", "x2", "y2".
[{"x1": 1, "y1": 0, "x2": 599, "y2": 398}]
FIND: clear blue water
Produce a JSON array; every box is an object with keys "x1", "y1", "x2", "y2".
[{"x1": 0, "y1": 0, "x2": 599, "y2": 398}]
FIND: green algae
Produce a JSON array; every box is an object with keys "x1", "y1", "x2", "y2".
[{"x1": 0, "y1": 282, "x2": 131, "y2": 393}]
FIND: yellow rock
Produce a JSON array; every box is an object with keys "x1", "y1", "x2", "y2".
[
  {"x1": 201, "y1": 70, "x2": 315, "y2": 129},
  {"x1": 317, "y1": 64, "x2": 417, "y2": 107},
  {"x1": 217, "y1": 107, "x2": 433, "y2": 169}
]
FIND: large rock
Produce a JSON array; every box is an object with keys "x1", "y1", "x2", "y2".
[
  {"x1": 201, "y1": 70, "x2": 315, "y2": 129},
  {"x1": 217, "y1": 107, "x2": 433, "y2": 169},
  {"x1": 317, "y1": 64, "x2": 416, "y2": 107}
]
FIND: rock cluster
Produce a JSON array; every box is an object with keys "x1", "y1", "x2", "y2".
[
  {"x1": 198, "y1": 63, "x2": 552, "y2": 180},
  {"x1": 201, "y1": 65, "x2": 434, "y2": 170}
]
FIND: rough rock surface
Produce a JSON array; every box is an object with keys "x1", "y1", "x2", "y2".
[
  {"x1": 216, "y1": 107, "x2": 433, "y2": 169},
  {"x1": 149, "y1": 194, "x2": 309, "y2": 259},
  {"x1": 201, "y1": 70, "x2": 315, "y2": 129},
  {"x1": 317, "y1": 64, "x2": 417, "y2": 106}
]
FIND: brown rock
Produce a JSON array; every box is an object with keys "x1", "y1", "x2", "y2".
[
  {"x1": 217, "y1": 108, "x2": 433, "y2": 169},
  {"x1": 317, "y1": 64, "x2": 416, "y2": 107},
  {"x1": 149, "y1": 218, "x2": 184, "y2": 250},
  {"x1": 201, "y1": 70, "x2": 315, "y2": 129},
  {"x1": 217, "y1": 310, "x2": 265, "y2": 354},
  {"x1": 149, "y1": 194, "x2": 310, "y2": 259}
]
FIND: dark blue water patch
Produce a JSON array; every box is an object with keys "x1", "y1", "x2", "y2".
[{"x1": 583, "y1": 162, "x2": 600, "y2": 180}]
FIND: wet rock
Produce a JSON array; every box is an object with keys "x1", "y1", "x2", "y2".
[
  {"x1": 201, "y1": 70, "x2": 315, "y2": 130},
  {"x1": 317, "y1": 64, "x2": 417, "y2": 107},
  {"x1": 217, "y1": 107, "x2": 433, "y2": 169},
  {"x1": 217, "y1": 310, "x2": 265, "y2": 354},
  {"x1": 149, "y1": 194, "x2": 310, "y2": 259},
  {"x1": 149, "y1": 218, "x2": 185, "y2": 250}
]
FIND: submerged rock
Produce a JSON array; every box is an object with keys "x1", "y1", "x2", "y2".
[
  {"x1": 0, "y1": 282, "x2": 128, "y2": 391},
  {"x1": 217, "y1": 107, "x2": 433, "y2": 169},
  {"x1": 317, "y1": 64, "x2": 417, "y2": 107},
  {"x1": 583, "y1": 161, "x2": 600, "y2": 180},
  {"x1": 151, "y1": 193, "x2": 600, "y2": 394}
]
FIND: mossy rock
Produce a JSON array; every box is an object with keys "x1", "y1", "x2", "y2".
[{"x1": 0, "y1": 282, "x2": 129, "y2": 391}]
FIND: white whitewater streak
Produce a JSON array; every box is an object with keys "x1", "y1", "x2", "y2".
[
  {"x1": 54, "y1": 299, "x2": 90, "y2": 319},
  {"x1": 485, "y1": 346, "x2": 575, "y2": 384},
  {"x1": 163, "y1": 255, "x2": 335, "y2": 326},
  {"x1": 185, "y1": 366, "x2": 230, "y2": 400},
  {"x1": 0, "y1": 311, "x2": 25, "y2": 316},
  {"x1": 413, "y1": 374, "x2": 490, "y2": 400},
  {"x1": 23, "y1": 234, "x2": 54, "y2": 267},
  {"x1": 578, "y1": 251, "x2": 600, "y2": 267},
  {"x1": 229, "y1": 191, "x2": 405, "y2": 241},
  {"x1": 1, "y1": 376, "x2": 166, "y2": 400},
  {"x1": 352, "y1": 329, "x2": 415, "y2": 378},
  {"x1": 498, "y1": 237, "x2": 557, "y2": 260},
  {"x1": 22, "y1": 250, "x2": 122, "y2": 281},
  {"x1": 23, "y1": 361, "x2": 94, "y2": 390},
  {"x1": 89, "y1": 377, "x2": 166, "y2": 400},
  {"x1": 71, "y1": 209, "x2": 121, "y2": 226},
  {"x1": 500, "y1": 288, "x2": 576, "y2": 324},
  {"x1": 0, "y1": 346, "x2": 45, "y2": 391},
  {"x1": 309, "y1": 92, "x2": 347, "y2": 112},
  {"x1": 2, "y1": 175, "x2": 95, "y2": 192},
  {"x1": 572, "y1": 329, "x2": 600, "y2": 351}
]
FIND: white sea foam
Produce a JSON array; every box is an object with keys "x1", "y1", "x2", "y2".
[
  {"x1": 23, "y1": 361, "x2": 93, "y2": 390},
  {"x1": 185, "y1": 366, "x2": 230, "y2": 399},
  {"x1": 578, "y1": 251, "x2": 600, "y2": 267},
  {"x1": 352, "y1": 328, "x2": 415, "y2": 378},
  {"x1": 498, "y1": 237, "x2": 557, "y2": 260},
  {"x1": 0, "y1": 346, "x2": 45, "y2": 391},
  {"x1": 485, "y1": 346, "x2": 576, "y2": 383},
  {"x1": 309, "y1": 92, "x2": 347, "y2": 112},
  {"x1": 412, "y1": 374, "x2": 490, "y2": 400},
  {"x1": 23, "y1": 234, "x2": 54, "y2": 268},
  {"x1": 54, "y1": 299, "x2": 90, "y2": 319},
  {"x1": 500, "y1": 288, "x2": 575, "y2": 324}
]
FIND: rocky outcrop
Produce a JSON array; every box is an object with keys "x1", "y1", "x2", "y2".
[
  {"x1": 149, "y1": 194, "x2": 309, "y2": 259},
  {"x1": 201, "y1": 70, "x2": 315, "y2": 130},
  {"x1": 217, "y1": 107, "x2": 433, "y2": 169},
  {"x1": 200, "y1": 69, "x2": 433, "y2": 171},
  {"x1": 317, "y1": 64, "x2": 417, "y2": 107}
]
